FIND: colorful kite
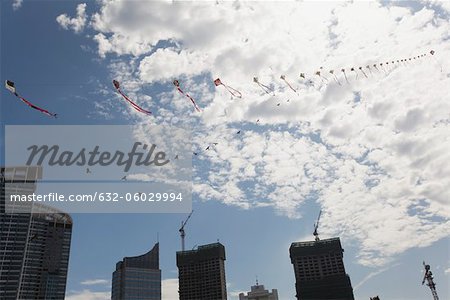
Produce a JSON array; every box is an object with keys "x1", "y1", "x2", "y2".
[
  {"x1": 280, "y1": 75, "x2": 297, "y2": 92},
  {"x1": 173, "y1": 80, "x2": 201, "y2": 112},
  {"x1": 5, "y1": 80, "x2": 57, "y2": 118},
  {"x1": 214, "y1": 78, "x2": 242, "y2": 98},
  {"x1": 253, "y1": 77, "x2": 273, "y2": 95},
  {"x1": 112, "y1": 80, "x2": 152, "y2": 115}
]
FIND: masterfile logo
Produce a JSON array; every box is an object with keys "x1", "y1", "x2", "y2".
[
  {"x1": 26, "y1": 142, "x2": 170, "y2": 172},
  {"x1": 5, "y1": 125, "x2": 192, "y2": 213}
]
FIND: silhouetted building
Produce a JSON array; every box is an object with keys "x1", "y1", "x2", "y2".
[
  {"x1": 176, "y1": 242, "x2": 227, "y2": 300},
  {"x1": 290, "y1": 237, "x2": 354, "y2": 300},
  {"x1": 112, "y1": 243, "x2": 161, "y2": 300},
  {"x1": 0, "y1": 166, "x2": 73, "y2": 300},
  {"x1": 239, "y1": 281, "x2": 279, "y2": 300}
]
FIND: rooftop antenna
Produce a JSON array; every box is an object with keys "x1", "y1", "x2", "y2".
[
  {"x1": 422, "y1": 261, "x2": 439, "y2": 300},
  {"x1": 256, "y1": 275, "x2": 259, "y2": 286},
  {"x1": 179, "y1": 210, "x2": 193, "y2": 251},
  {"x1": 313, "y1": 210, "x2": 322, "y2": 242}
]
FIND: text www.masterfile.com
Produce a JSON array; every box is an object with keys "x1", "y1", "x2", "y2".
[{"x1": 9, "y1": 192, "x2": 184, "y2": 202}]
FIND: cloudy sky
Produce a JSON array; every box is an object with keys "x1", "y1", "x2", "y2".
[{"x1": 1, "y1": 0, "x2": 449, "y2": 299}]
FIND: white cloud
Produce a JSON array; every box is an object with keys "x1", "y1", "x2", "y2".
[
  {"x1": 56, "y1": 3, "x2": 87, "y2": 34},
  {"x1": 59, "y1": 1, "x2": 450, "y2": 267},
  {"x1": 12, "y1": 0, "x2": 22, "y2": 10},
  {"x1": 162, "y1": 278, "x2": 179, "y2": 299},
  {"x1": 353, "y1": 263, "x2": 400, "y2": 291},
  {"x1": 65, "y1": 289, "x2": 110, "y2": 300},
  {"x1": 80, "y1": 279, "x2": 109, "y2": 286}
]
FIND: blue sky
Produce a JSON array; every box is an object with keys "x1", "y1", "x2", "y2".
[{"x1": 1, "y1": 1, "x2": 449, "y2": 299}]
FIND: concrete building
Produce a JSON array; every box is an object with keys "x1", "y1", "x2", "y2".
[
  {"x1": 239, "y1": 282, "x2": 279, "y2": 300},
  {"x1": 176, "y1": 242, "x2": 227, "y2": 300},
  {"x1": 112, "y1": 243, "x2": 161, "y2": 300},
  {"x1": 0, "y1": 166, "x2": 73, "y2": 300},
  {"x1": 289, "y1": 237, "x2": 354, "y2": 300}
]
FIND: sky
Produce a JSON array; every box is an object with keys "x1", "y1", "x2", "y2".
[{"x1": 1, "y1": 0, "x2": 450, "y2": 299}]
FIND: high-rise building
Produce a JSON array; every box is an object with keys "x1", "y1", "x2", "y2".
[
  {"x1": 239, "y1": 281, "x2": 279, "y2": 300},
  {"x1": 0, "y1": 166, "x2": 73, "y2": 300},
  {"x1": 112, "y1": 242, "x2": 161, "y2": 300},
  {"x1": 176, "y1": 242, "x2": 227, "y2": 300},
  {"x1": 289, "y1": 237, "x2": 354, "y2": 300}
]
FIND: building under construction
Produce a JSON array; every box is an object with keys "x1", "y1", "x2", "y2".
[
  {"x1": 176, "y1": 242, "x2": 227, "y2": 300},
  {"x1": 0, "y1": 166, "x2": 72, "y2": 300},
  {"x1": 289, "y1": 237, "x2": 354, "y2": 300}
]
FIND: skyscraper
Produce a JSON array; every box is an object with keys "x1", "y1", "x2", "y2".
[
  {"x1": 112, "y1": 243, "x2": 161, "y2": 300},
  {"x1": 176, "y1": 242, "x2": 227, "y2": 300},
  {"x1": 239, "y1": 281, "x2": 279, "y2": 300},
  {"x1": 0, "y1": 166, "x2": 73, "y2": 300},
  {"x1": 290, "y1": 237, "x2": 354, "y2": 300}
]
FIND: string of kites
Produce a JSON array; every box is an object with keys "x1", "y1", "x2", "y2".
[{"x1": 4, "y1": 50, "x2": 436, "y2": 118}]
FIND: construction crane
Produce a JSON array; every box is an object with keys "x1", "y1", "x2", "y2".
[
  {"x1": 422, "y1": 261, "x2": 439, "y2": 300},
  {"x1": 179, "y1": 210, "x2": 194, "y2": 251},
  {"x1": 313, "y1": 210, "x2": 322, "y2": 241}
]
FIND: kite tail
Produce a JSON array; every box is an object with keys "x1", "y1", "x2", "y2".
[
  {"x1": 360, "y1": 69, "x2": 368, "y2": 78},
  {"x1": 281, "y1": 78, "x2": 297, "y2": 92},
  {"x1": 332, "y1": 74, "x2": 342, "y2": 86},
  {"x1": 187, "y1": 93, "x2": 202, "y2": 112},
  {"x1": 177, "y1": 87, "x2": 201, "y2": 112},
  {"x1": 18, "y1": 95, "x2": 57, "y2": 118},
  {"x1": 223, "y1": 84, "x2": 242, "y2": 98},
  {"x1": 431, "y1": 55, "x2": 443, "y2": 73},
  {"x1": 343, "y1": 72, "x2": 349, "y2": 84},
  {"x1": 257, "y1": 82, "x2": 273, "y2": 95},
  {"x1": 118, "y1": 89, "x2": 152, "y2": 115}
]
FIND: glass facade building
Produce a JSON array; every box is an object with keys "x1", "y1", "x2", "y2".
[
  {"x1": 176, "y1": 242, "x2": 227, "y2": 300},
  {"x1": 290, "y1": 237, "x2": 355, "y2": 300},
  {"x1": 0, "y1": 166, "x2": 73, "y2": 300},
  {"x1": 112, "y1": 242, "x2": 161, "y2": 300}
]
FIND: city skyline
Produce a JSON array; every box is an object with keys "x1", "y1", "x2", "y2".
[
  {"x1": 1, "y1": 0, "x2": 449, "y2": 299},
  {"x1": 0, "y1": 166, "x2": 73, "y2": 299}
]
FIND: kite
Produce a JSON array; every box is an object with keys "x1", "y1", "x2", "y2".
[
  {"x1": 253, "y1": 77, "x2": 273, "y2": 95},
  {"x1": 341, "y1": 69, "x2": 349, "y2": 83},
  {"x1": 350, "y1": 67, "x2": 358, "y2": 79},
  {"x1": 112, "y1": 80, "x2": 152, "y2": 115},
  {"x1": 5, "y1": 80, "x2": 57, "y2": 118},
  {"x1": 329, "y1": 70, "x2": 341, "y2": 85},
  {"x1": 315, "y1": 70, "x2": 329, "y2": 84},
  {"x1": 173, "y1": 80, "x2": 201, "y2": 112},
  {"x1": 359, "y1": 67, "x2": 368, "y2": 78},
  {"x1": 280, "y1": 75, "x2": 297, "y2": 92},
  {"x1": 429, "y1": 50, "x2": 442, "y2": 72},
  {"x1": 214, "y1": 78, "x2": 242, "y2": 98}
]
